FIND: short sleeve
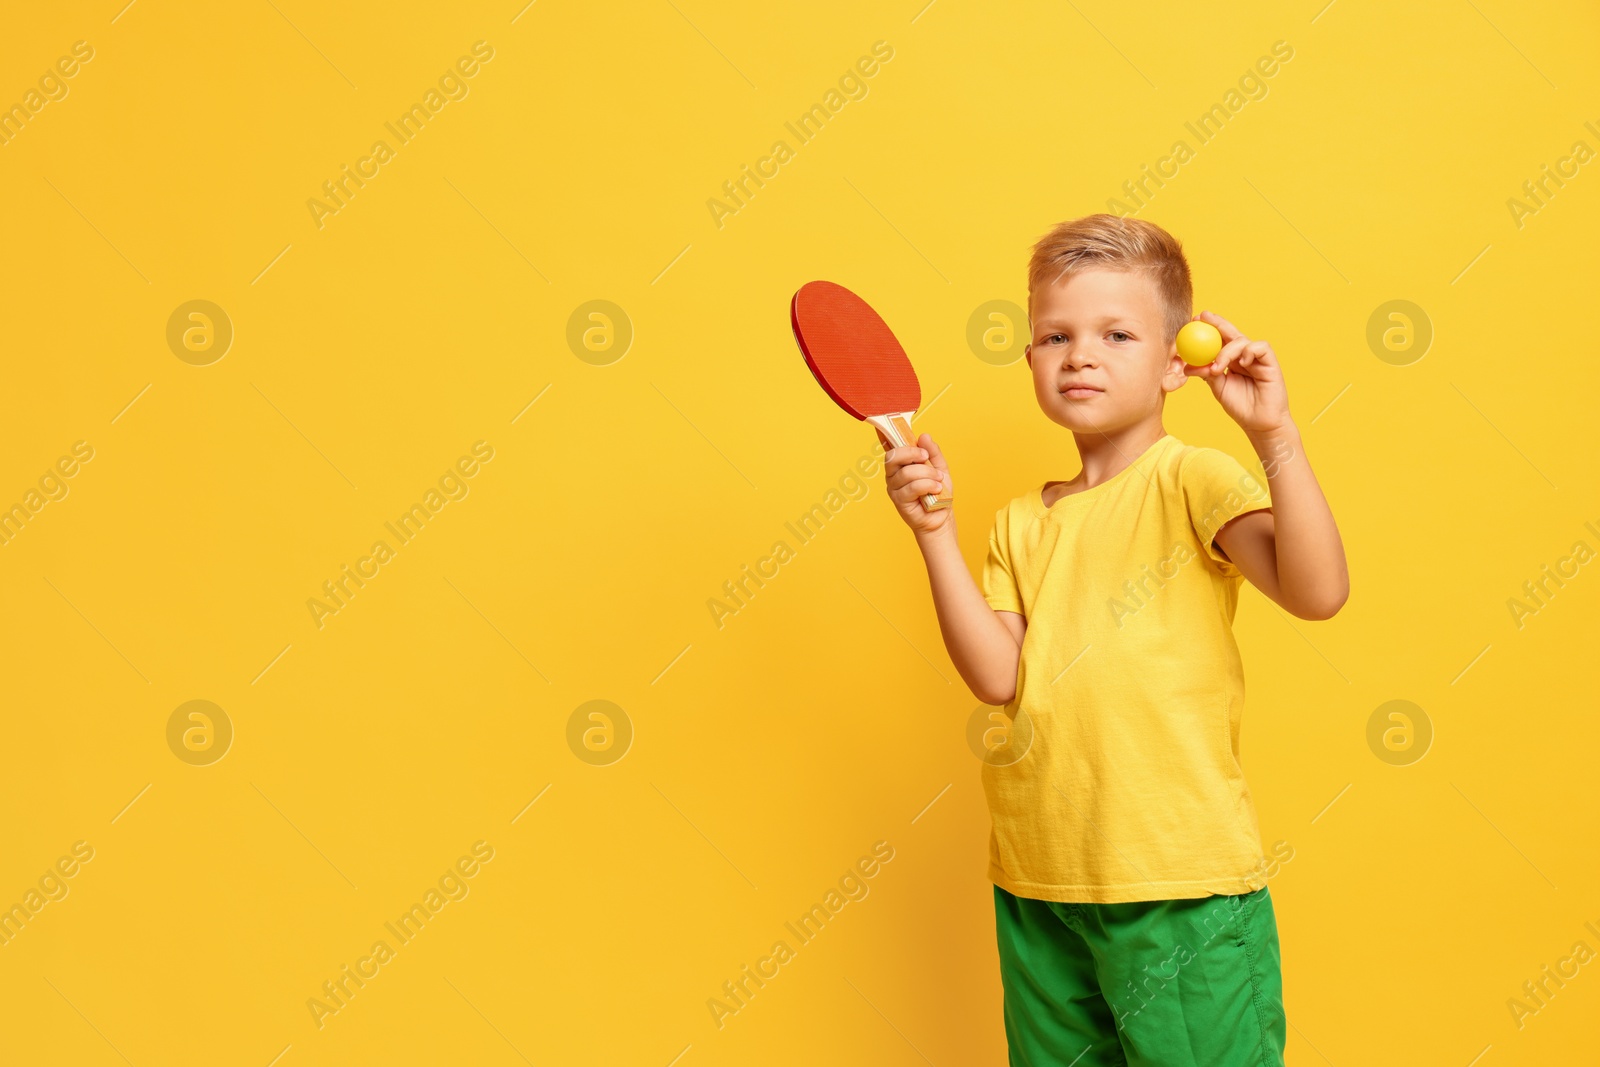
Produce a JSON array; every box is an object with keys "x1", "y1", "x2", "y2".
[
  {"x1": 1181, "y1": 446, "x2": 1273, "y2": 577},
  {"x1": 981, "y1": 505, "x2": 1024, "y2": 615}
]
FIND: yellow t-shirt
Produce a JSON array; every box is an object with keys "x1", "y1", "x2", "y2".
[{"x1": 980, "y1": 432, "x2": 1274, "y2": 904}]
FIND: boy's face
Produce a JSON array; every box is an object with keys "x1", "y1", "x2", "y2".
[{"x1": 1025, "y1": 268, "x2": 1188, "y2": 433}]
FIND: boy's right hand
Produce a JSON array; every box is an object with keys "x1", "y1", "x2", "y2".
[{"x1": 881, "y1": 431, "x2": 954, "y2": 536}]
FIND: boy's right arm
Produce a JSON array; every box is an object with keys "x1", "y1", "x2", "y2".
[{"x1": 884, "y1": 434, "x2": 1025, "y2": 706}]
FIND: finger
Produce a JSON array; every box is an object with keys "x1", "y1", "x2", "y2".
[
  {"x1": 1219, "y1": 339, "x2": 1274, "y2": 377},
  {"x1": 1198, "y1": 310, "x2": 1246, "y2": 345},
  {"x1": 893, "y1": 477, "x2": 945, "y2": 501},
  {"x1": 889, "y1": 463, "x2": 934, "y2": 489},
  {"x1": 1240, "y1": 340, "x2": 1275, "y2": 368},
  {"x1": 919, "y1": 432, "x2": 950, "y2": 471},
  {"x1": 883, "y1": 445, "x2": 930, "y2": 470},
  {"x1": 887, "y1": 464, "x2": 940, "y2": 490},
  {"x1": 1209, "y1": 335, "x2": 1255, "y2": 375}
]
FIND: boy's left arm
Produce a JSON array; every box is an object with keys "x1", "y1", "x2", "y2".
[{"x1": 1187, "y1": 311, "x2": 1350, "y2": 621}]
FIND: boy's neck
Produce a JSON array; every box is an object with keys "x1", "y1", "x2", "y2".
[{"x1": 1047, "y1": 420, "x2": 1169, "y2": 500}]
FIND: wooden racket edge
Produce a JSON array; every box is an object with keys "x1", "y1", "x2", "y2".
[{"x1": 868, "y1": 412, "x2": 952, "y2": 511}]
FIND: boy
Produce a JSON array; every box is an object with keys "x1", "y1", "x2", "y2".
[{"x1": 881, "y1": 215, "x2": 1348, "y2": 1065}]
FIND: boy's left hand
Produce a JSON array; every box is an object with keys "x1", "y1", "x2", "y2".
[{"x1": 1184, "y1": 311, "x2": 1291, "y2": 436}]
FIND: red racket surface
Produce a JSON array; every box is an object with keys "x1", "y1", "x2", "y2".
[{"x1": 791, "y1": 281, "x2": 921, "y2": 420}]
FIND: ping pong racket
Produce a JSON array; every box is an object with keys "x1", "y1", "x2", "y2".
[{"x1": 790, "y1": 280, "x2": 952, "y2": 511}]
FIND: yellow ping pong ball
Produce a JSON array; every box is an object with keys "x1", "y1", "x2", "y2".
[{"x1": 1176, "y1": 320, "x2": 1223, "y2": 366}]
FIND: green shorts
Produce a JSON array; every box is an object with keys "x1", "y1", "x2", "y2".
[{"x1": 993, "y1": 884, "x2": 1286, "y2": 1066}]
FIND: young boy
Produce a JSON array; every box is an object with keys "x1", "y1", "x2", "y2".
[{"x1": 881, "y1": 214, "x2": 1348, "y2": 1065}]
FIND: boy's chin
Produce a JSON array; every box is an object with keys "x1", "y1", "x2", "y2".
[{"x1": 1039, "y1": 403, "x2": 1109, "y2": 431}]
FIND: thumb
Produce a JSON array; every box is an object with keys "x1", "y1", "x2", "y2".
[{"x1": 918, "y1": 432, "x2": 949, "y2": 470}]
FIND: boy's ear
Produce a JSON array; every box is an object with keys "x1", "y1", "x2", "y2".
[
  {"x1": 1162, "y1": 349, "x2": 1189, "y2": 392},
  {"x1": 1024, "y1": 343, "x2": 1032, "y2": 369}
]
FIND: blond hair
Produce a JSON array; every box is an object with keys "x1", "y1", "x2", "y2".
[{"x1": 1027, "y1": 214, "x2": 1192, "y2": 341}]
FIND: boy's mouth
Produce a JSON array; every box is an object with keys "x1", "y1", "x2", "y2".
[{"x1": 1060, "y1": 383, "x2": 1103, "y2": 398}]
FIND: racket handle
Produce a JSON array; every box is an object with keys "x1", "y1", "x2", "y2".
[{"x1": 870, "y1": 413, "x2": 953, "y2": 511}]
